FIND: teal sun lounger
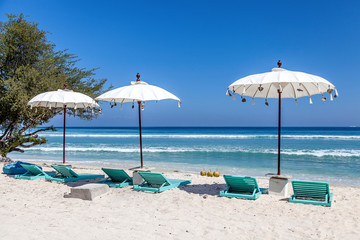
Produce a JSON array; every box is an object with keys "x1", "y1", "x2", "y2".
[
  {"x1": 133, "y1": 172, "x2": 191, "y2": 193},
  {"x1": 15, "y1": 164, "x2": 56, "y2": 180},
  {"x1": 45, "y1": 164, "x2": 104, "y2": 183},
  {"x1": 289, "y1": 180, "x2": 333, "y2": 207},
  {"x1": 219, "y1": 175, "x2": 267, "y2": 200},
  {"x1": 97, "y1": 168, "x2": 133, "y2": 188}
]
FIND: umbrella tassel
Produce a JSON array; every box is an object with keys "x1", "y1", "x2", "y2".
[
  {"x1": 178, "y1": 101, "x2": 181, "y2": 108},
  {"x1": 295, "y1": 99, "x2": 298, "y2": 105},
  {"x1": 309, "y1": 97, "x2": 313, "y2": 104},
  {"x1": 232, "y1": 93, "x2": 235, "y2": 100},
  {"x1": 330, "y1": 93, "x2": 333, "y2": 101},
  {"x1": 334, "y1": 89, "x2": 339, "y2": 98},
  {"x1": 252, "y1": 98, "x2": 255, "y2": 105},
  {"x1": 258, "y1": 85, "x2": 264, "y2": 92},
  {"x1": 120, "y1": 104, "x2": 123, "y2": 110}
]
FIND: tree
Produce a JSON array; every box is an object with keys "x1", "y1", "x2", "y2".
[{"x1": 0, "y1": 14, "x2": 109, "y2": 157}]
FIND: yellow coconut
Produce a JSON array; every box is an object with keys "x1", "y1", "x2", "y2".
[
  {"x1": 200, "y1": 170, "x2": 207, "y2": 176},
  {"x1": 213, "y1": 171, "x2": 220, "y2": 177},
  {"x1": 207, "y1": 171, "x2": 213, "y2": 177}
]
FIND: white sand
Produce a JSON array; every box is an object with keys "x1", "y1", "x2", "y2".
[{"x1": 0, "y1": 162, "x2": 359, "y2": 240}]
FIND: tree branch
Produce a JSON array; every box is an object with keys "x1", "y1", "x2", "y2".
[
  {"x1": 19, "y1": 142, "x2": 39, "y2": 148},
  {"x1": 0, "y1": 122, "x2": 15, "y2": 140},
  {"x1": 4, "y1": 125, "x2": 15, "y2": 140},
  {"x1": 22, "y1": 126, "x2": 55, "y2": 137},
  {"x1": 20, "y1": 109, "x2": 61, "y2": 134},
  {"x1": 8, "y1": 147, "x2": 24, "y2": 153},
  {"x1": 20, "y1": 112, "x2": 47, "y2": 133}
]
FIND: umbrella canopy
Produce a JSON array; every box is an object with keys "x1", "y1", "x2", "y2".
[
  {"x1": 227, "y1": 61, "x2": 338, "y2": 175},
  {"x1": 28, "y1": 89, "x2": 99, "y2": 109},
  {"x1": 96, "y1": 79, "x2": 180, "y2": 103},
  {"x1": 95, "y1": 73, "x2": 180, "y2": 168},
  {"x1": 228, "y1": 61, "x2": 338, "y2": 102},
  {"x1": 28, "y1": 84, "x2": 99, "y2": 164}
]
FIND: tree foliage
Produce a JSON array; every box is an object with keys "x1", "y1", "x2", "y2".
[{"x1": 0, "y1": 14, "x2": 110, "y2": 157}]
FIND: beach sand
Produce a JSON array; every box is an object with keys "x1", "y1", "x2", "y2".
[{"x1": 0, "y1": 162, "x2": 359, "y2": 240}]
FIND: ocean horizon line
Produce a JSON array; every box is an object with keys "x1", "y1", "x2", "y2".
[{"x1": 41, "y1": 126, "x2": 359, "y2": 129}]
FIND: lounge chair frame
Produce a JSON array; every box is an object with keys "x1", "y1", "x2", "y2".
[
  {"x1": 220, "y1": 175, "x2": 266, "y2": 200},
  {"x1": 133, "y1": 172, "x2": 191, "y2": 193},
  {"x1": 45, "y1": 165, "x2": 104, "y2": 183},
  {"x1": 15, "y1": 164, "x2": 55, "y2": 180},
  {"x1": 97, "y1": 168, "x2": 133, "y2": 188},
  {"x1": 289, "y1": 180, "x2": 333, "y2": 207}
]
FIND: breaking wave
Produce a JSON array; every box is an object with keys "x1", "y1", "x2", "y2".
[{"x1": 26, "y1": 146, "x2": 360, "y2": 158}]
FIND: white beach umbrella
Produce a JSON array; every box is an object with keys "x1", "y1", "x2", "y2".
[
  {"x1": 96, "y1": 73, "x2": 180, "y2": 168},
  {"x1": 28, "y1": 84, "x2": 99, "y2": 164},
  {"x1": 227, "y1": 61, "x2": 338, "y2": 175}
]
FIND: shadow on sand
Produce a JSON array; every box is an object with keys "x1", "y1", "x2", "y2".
[
  {"x1": 180, "y1": 183, "x2": 227, "y2": 196},
  {"x1": 62, "y1": 178, "x2": 105, "y2": 187}
]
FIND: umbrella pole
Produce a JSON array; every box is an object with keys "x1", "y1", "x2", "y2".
[
  {"x1": 277, "y1": 90, "x2": 281, "y2": 175},
  {"x1": 138, "y1": 101, "x2": 143, "y2": 168},
  {"x1": 63, "y1": 105, "x2": 66, "y2": 164}
]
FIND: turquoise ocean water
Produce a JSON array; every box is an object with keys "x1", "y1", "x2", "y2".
[{"x1": 8, "y1": 127, "x2": 360, "y2": 186}]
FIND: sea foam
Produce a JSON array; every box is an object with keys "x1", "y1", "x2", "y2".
[{"x1": 26, "y1": 146, "x2": 360, "y2": 157}]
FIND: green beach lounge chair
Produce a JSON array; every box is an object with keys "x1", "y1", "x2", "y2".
[
  {"x1": 289, "y1": 180, "x2": 333, "y2": 207},
  {"x1": 97, "y1": 168, "x2": 133, "y2": 188},
  {"x1": 219, "y1": 175, "x2": 266, "y2": 200},
  {"x1": 45, "y1": 164, "x2": 104, "y2": 183},
  {"x1": 133, "y1": 172, "x2": 191, "y2": 193},
  {"x1": 14, "y1": 164, "x2": 56, "y2": 180}
]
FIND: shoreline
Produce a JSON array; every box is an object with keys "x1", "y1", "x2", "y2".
[
  {"x1": 4, "y1": 159, "x2": 360, "y2": 190},
  {"x1": 7, "y1": 157, "x2": 360, "y2": 187}
]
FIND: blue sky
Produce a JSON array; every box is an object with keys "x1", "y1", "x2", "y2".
[{"x1": 1, "y1": 0, "x2": 359, "y2": 127}]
